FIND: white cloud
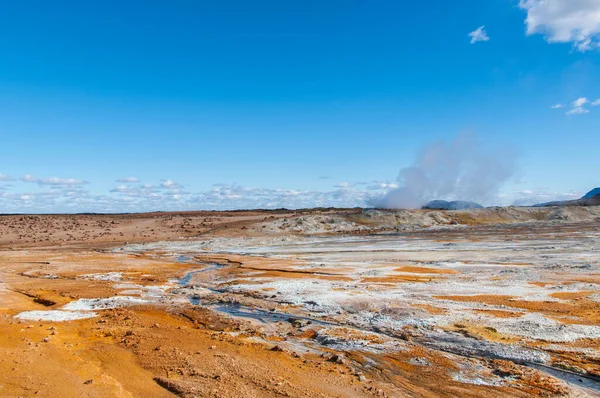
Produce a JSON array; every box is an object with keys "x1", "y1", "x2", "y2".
[
  {"x1": 116, "y1": 177, "x2": 140, "y2": 183},
  {"x1": 366, "y1": 182, "x2": 400, "y2": 190},
  {"x1": 552, "y1": 96, "x2": 600, "y2": 115},
  {"x1": 566, "y1": 107, "x2": 590, "y2": 115},
  {"x1": 160, "y1": 179, "x2": 183, "y2": 189},
  {"x1": 468, "y1": 25, "x2": 490, "y2": 44},
  {"x1": 21, "y1": 174, "x2": 38, "y2": 183},
  {"x1": 335, "y1": 182, "x2": 353, "y2": 188},
  {"x1": 20, "y1": 175, "x2": 87, "y2": 186},
  {"x1": 573, "y1": 97, "x2": 589, "y2": 107},
  {"x1": 3, "y1": 173, "x2": 588, "y2": 213},
  {"x1": 510, "y1": 188, "x2": 581, "y2": 206},
  {"x1": 0, "y1": 174, "x2": 14, "y2": 181},
  {"x1": 519, "y1": 0, "x2": 600, "y2": 52},
  {"x1": 37, "y1": 177, "x2": 87, "y2": 186},
  {"x1": 110, "y1": 185, "x2": 129, "y2": 193},
  {"x1": 192, "y1": 184, "x2": 369, "y2": 210}
]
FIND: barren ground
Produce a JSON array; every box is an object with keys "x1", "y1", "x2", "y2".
[{"x1": 1, "y1": 206, "x2": 600, "y2": 397}]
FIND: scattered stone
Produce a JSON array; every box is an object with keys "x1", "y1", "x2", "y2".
[{"x1": 330, "y1": 354, "x2": 347, "y2": 365}]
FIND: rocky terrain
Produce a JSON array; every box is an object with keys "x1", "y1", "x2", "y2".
[
  {"x1": 1, "y1": 206, "x2": 600, "y2": 397},
  {"x1": 1, "y1": 205, "x2": 600, "y2": 248}
]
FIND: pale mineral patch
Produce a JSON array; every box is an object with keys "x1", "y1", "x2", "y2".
[
  {"x1": 15, "y1": 310, "x2": 97, "y2": 321},
  {"x1": 80, "y1": 272, "x2": 123, "y2": 282},
  {"x1": 63, "y1": 296, "x2": 149, "y2": 311}
]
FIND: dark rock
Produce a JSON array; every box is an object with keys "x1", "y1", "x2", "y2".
[
  {"x1": 287, "y1": 318, "x2": 310, "y2": 328},
  {"x1": 33, "y1": 297, "x2": 56, "y2": 307},
  {"x1": 330, "y1": 354, "x2": 347, "y2": 365}
]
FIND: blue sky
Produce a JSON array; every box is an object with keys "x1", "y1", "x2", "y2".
[{"x1": 1, "y1": 0, "x2": 599, "y2": 212}]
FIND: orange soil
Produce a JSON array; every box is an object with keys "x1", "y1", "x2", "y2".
[
  {"x1": 550, "y1": 291, "x2": 595, "y2": 300},
  {"x1": 2, "y1": 212, "x2": 599, "y2": 397},
  {"x1": 361, "y1": 275, "x2": 440, "y2": 283},
  {"x1": 0, "y1": 250, "x2": 379, "y2": 397},
  {"x1": 474, "y1": 309, "x2": 525, "y2": 319},
  {"x1": 447, "y1": 322, "x2": 522, "y2": 344},
  {"x1": 437, "y1": 294, "x2": 600, "y2": 326},
  {"x1": 412, "y1": 304, "x2": 448, "y2": 315}
]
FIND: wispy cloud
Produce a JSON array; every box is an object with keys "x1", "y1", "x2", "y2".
[
  {"x1": 0, "y1": 174, "x2": 409, "y2": 213},
  {"x1": 554, "y1": 96, "x2": 598, "y2": 116},
  {"x1": 366, "y1": 182, "x2": 399, "y2": 190},
  {"x1": 160, "y1": 179, "x2": 183, "y2": 189},
  {"x1": 510, "y1": 188, "x2": 581, "y2": 206},
  {"x1": 566, "y1": 107, "x2": 589, "y2": 116},
  {"x1": 566, "y1": 97, "x2": 590, "y2": 115},
  {"x1": 468, "y1": 26, "x2": 490, "y2": 44},
  {"x1": 21, "y1": 174, "x2": 38, "y2": 183},
  {"x1": 0, "y1": 174, "x2": 14, "y2": 182},
  {"x1": 0, "y1": 171, "x2": 584, "y2": 213},
  {"x1": 519, "y1": 0, "x2": 600, "y2": 52},
  {"x1": 190, "y1": 184, "x2": 369, "y2": 210},
  {"x1": 38, "y1": 177, "x2": 87, "y2": 186},
  {"x1": 116, "y1": 177, "x2": 140, "y2": 183},
  {"x1": 573, "y1": 97, "x2": 589, "y2": 107},
  {"x1": 20, "y1": 175, "x2": 88, "y2": 186}
]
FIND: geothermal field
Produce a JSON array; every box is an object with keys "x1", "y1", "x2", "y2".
[{"x1": 2, "y1": 205, "x2": 600, "y2": 397}]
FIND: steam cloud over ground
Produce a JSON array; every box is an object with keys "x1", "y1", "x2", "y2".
[{"x1": 370, "y1": 133, "x2": 517, "y2": 209}]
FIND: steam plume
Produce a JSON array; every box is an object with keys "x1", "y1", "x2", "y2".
[{"x1": 369, "y1": 133, "x2": 516, "y2": 209}]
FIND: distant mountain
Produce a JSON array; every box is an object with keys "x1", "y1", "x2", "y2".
[
  {"x1": 422, "y1": 200, "x2": 484, "y2": 210},
  {"x1": 583, "y1": 188, "x2": 600, "y2": 199},
  {"x1": 534, "y1": 187, "x2": 600, "y2": 207}
]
